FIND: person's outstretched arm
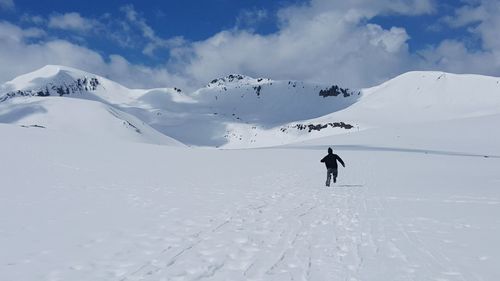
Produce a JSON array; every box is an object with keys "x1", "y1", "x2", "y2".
[
  {"x1": 337, "y1": 155, "x2": 345, "y2": 167},
  {"x1": 320, "y1": 156, "x2": 326, "y2": 163}
]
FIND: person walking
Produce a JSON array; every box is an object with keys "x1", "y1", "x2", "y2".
[{"x1": 320, "y1": 147, "x2": 345, "y2": 186}]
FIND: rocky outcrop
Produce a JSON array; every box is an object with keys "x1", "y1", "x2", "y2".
[
  {"x1": 0, "y1": 77, "x2": 100, "y2": 103},
  {"x1": 281, "y1": 122, "x2": 354, "y2": 133},
  {"x1": 319, "y1": 85, "x2": 359, "y2": 98}
]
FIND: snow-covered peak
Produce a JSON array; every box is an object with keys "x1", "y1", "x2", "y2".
[
  {"x1": 368, "y1": 71, "x2": 500, "y2": 116},
  {"x1": 0, "y1": 65, "x2": 149, "y2": 105},
  {"x1": 326, "y1": 71, "x2": 500, "y2": 126},
  {"x1": 3, "y1": 65, "x2": 98, "y2": 91}
]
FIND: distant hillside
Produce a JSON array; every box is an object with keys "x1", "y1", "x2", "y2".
[
  {"x1": 1, "y1": 65, "x2": 500, "y2": 148},
  {"x1": 0, "y1": 65, "x2": 359, "y2": 147}
]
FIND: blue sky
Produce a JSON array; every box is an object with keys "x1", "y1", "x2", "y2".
[
  {"x1": 7, "y1": 0, "x2": 290, "y2": 38},
  {"x1": 2, "y1": 0, "x2": 293, "y2": 64},
  {"x1": 0, "y1": 0, "x2": 499, "y2": 90}
]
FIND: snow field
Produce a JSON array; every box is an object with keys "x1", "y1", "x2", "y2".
[{"x1": 1, "y1": 125, "x2": 499, "y2": 281}]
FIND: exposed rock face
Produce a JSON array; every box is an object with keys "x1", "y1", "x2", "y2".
[
  {"x1": 209, "y1": 74, "x2": 248, "y2": 86},
  {"x1": 319, "y1": 85, "x2": 359, "y2": 98},
  {"x1": 0, "y1": 77, "x2": 100, "y2": 103},
  {"x1": 281, "y1": 122, "x2": 354, "y2": 133}
]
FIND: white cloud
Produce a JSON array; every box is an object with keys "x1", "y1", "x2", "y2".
[
  {"x1": 465, "y1": 1, "x2": 500, "y2": 52},
  {"x1": 48, "y1": 12, "x2": 97, "y2": 32},
  {"x1": 0, "y1": 21, "x2": 45, "y2": 42},
  {"x1": 0, "y1": 21, "x2": 190, "y2": 91},
  {"x1": 166, "y1": 0, "x2": 424, "y2": 88},
  {"x1": 236, "y1": 9, "x2": 269, "y2": 29},
  {"x1": 421, "y1": 0, "x2": 500, "y2": 74},
  {"x1": 3, "y1": 0, "x2": 500, "y2": 94},
  {"x1": 0, "y1": 0, "x2": 436, "y2": 90},
  {"x1": 277, "y1": 0, "x2": 436, "y2": 26},
  {"x1": 366, "y1": 24, "x2": 410, "y2": 53},
  {"x1": 441, "y1": 0, "x2": 500, "y2": 60},
  {"x1": 0, "y1": 0, "x2": 14, "y2": 10},
  {"x1": 418, "y1": 40, "x2": 500, "y2": 74},
  {"x1": 120, "y1": 5, "x2": 185, "y2": 56},
  {"x1": 165, "y1": 0, "x2": 500, "y2": 88},
  {"x1": 20, "y1": 14, "x2": 47, "y2": 25},
  {"x1": 442, "y1": 5, "x2": 487, "y2": 28}
]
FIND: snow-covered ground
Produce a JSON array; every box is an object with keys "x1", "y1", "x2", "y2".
[{"x1": 1, "y1": 121, "x2": 499, "y2": 281}]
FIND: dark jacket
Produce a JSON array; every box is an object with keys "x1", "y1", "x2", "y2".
[{"x1": 321, "y1": 153, "x2": 345, "y2": 169}]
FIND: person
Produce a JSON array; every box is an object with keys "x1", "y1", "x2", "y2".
[{"x1": 320, "y1": 147, "x2": 345, "y2": 186}]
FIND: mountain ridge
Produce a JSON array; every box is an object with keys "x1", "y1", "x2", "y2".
[{"x1": 1, "y1": 65, "x2": 500, "y2": 148}]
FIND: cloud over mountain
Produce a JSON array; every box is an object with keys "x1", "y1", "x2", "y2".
[{"x1": 0, "y1": 0, "x2": 500, "y2": 91}]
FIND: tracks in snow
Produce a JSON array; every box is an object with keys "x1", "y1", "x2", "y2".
[
  {"x1": 115, "y1": 174, "x2": 473, "y2": 281},
  {"x1": 118, "y1": 173, "x2": 373, "y2": 281}
]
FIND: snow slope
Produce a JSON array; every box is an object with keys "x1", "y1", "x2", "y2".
[
  {"x1": 0, "y1": 97, "x2": 183, "y2": 146},
  {"x1": 1, "y1": 121, "x2": 499, "y2": 281},
  {"x1": 293, "y1": 113, "x2": 500, "y2": 156},
  {"x1": 326, "y1": 71, "x2": 500, "y2": 126}
]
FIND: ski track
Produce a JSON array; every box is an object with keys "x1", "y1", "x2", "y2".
[
  {"x1": 105, "y1": 172, "x2": 455, "y2": 281},
  {"x1": 6, "y1": 170, "x2": 496, "y2": 281},
  {"x1": 101, "y1": 172, "x2": 374, "y2": 281}
]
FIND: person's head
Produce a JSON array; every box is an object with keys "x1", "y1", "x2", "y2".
[{"x1": 328, "y1": 147, "x2": 333, "y2": 154}]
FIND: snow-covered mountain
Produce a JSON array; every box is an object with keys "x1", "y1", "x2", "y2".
[
  {"x1": 0, "y1": 65, "x2": 183, "y2": 146},
  {"x1": 0, "y1": 65, "x2": 360, "y2": 147},
  {"x1": 1, "y1": 65, "x2": 500, "y2": 147},
  {"x1": 324, "y1": 71, "x2": 500, "y2": 126},
  {"x1": 276, "y1": 71, "x2": 500, "y2": 148}
]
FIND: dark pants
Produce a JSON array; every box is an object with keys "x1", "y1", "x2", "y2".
[{"x1": 326, "y1": 168, "x2": 338, "y2": 186}]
